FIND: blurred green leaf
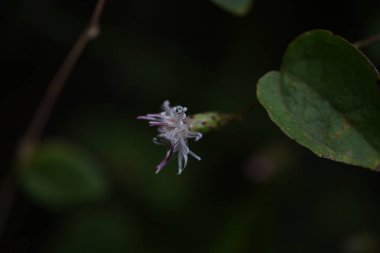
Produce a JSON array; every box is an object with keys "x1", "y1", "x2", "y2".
[
  {"x1": 257, "y1": 30, "x2": 380, "y2": 170},
  {"x1": 47, "y1": 210, "x2": 129, "y2": 253},
  {"x1": 21, "y1": 140, "x2": 108, "y2": 207},
  {"x1": 209, "y1": 0, "x2": 253, "y2": 16}
]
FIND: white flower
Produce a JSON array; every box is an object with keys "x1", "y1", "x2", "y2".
[{"x1": 138, "y1": 100, "x2": 202, "y2": 175}]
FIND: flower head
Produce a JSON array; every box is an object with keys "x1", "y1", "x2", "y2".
[{"x1": 137, "y1": 100, "x2": 202, "y2": 175}]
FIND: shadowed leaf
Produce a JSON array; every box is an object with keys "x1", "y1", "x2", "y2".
[
  {"x1": 21, "y1": 140, "x2": 108, "y2": 207},
  {"x1": 257, "y1": 30, "x2": 380, "y2": 171}
]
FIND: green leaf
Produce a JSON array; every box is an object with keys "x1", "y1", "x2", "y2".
[
  {"x1": 21, "y1": 140, "x2": 108, "y2": 207},
  {"x1": 209, "y1": 0, "x2": 253, "y2": 16},
  {"x1": 257, "y1": 30, "x2": 380, "y2": 171}
]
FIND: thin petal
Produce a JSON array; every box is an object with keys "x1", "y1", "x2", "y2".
[
  {"x1": 188, "y1": 150, "x2": 201, "y2": 161},
  {"x1": 187, "y1": 131, "x2": 203, "y2": 141},
  {"x1": 183, "y1": 152, "x2": 188, "y2": 169},
  {"x1": 155, "y1": 148, "x2": 173, "y2": 173},
  {"x1": 177, "y1": 152, "x2": 183, "y2": 175},
  {"x1": 149, "y1": 121, "x2": 168, "y2": 127}
]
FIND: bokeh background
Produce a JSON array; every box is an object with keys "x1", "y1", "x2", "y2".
[{"x1": 2, "y1": 0, "x2": 380, "y2": 252}]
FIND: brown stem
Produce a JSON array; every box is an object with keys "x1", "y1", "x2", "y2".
[
  {"x1": 353, "y1": 33, "x2": 380, "y2": 48},
  {"x1": 0, "y1": 0, "x2": 108, "y2": 241},
  {"x1": 18, "y1": 0, "x2": 108, "y2": 161}
]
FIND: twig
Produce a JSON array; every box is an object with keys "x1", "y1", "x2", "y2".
[
  {"x1": 0, "y1": 0, "x2": 108, "y2": 241},
  {"x1": 353, "y1": 33, "x2": 380, "y2": 48},
  {"x1": 18, "y1": 0, "x2": 108, "y2": 161}
]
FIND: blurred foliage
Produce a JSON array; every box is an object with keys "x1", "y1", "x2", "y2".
[
  {"x1": 1, "y1": 0, "x2": 380, "y2": 253},
  {"x1": 20, "y1": 140, "x2": 108, "y2": 208},
  {"x1": 209, "y1": 0, "x2": 253, "y2": 16}
]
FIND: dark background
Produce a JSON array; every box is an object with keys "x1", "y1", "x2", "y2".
[{"x1": 1, "y1": 0, "x2": 380, "y2": 252}]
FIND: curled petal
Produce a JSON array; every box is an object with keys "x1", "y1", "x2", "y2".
[
  {"x1": 161, "y1": 100, "x2": 172, "y2": 115},
  {"x1": 187, "y1": 131, "x2": 203, "y2": 141}
]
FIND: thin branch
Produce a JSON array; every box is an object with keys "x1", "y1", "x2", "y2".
[
  {"x1": 0, "y1": 0, "x2": 108, "y2": 241},
  {"x1": 18, "y1": 0, "x2": 107, "y2": 162},
  {"x1": 353, "y1": 33, "x2": 380, "y2": 48}
]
